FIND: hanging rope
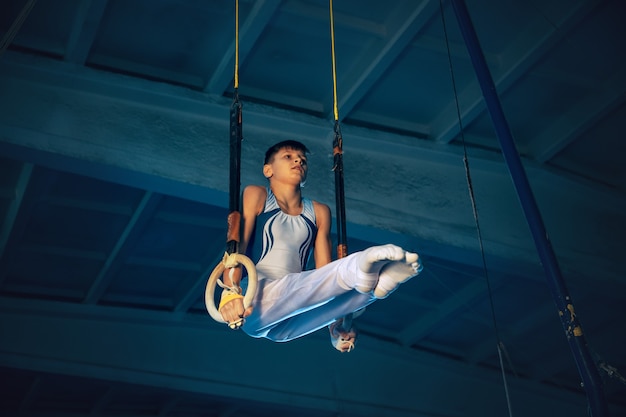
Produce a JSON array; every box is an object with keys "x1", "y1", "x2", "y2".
[
  {"x1": 329, "y1": 0, "x2": 347, "y2": 259},
  {"x1": 205, "y1": 0, "x2": 257, "y2": 327},
  {"x1": 329, "y1": 0, "x2": 340, "y2": 124},
  {"x1": 227, "y1": 0, "x2": 243, "y2": 257},
  {"x1": 328, "y1": 0, "x2": 351, "y2": 332},
  {"x1": 438, "y1": 1, "x2": 514, "y2": 416}
]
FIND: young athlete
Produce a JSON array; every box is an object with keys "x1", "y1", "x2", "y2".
[{"x1": 218, "y1": 140, "x2": 422, "y2": 352}]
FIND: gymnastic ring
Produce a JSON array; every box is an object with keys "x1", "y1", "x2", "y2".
[{"x1": 205, "y1": 252, "x2": 258, "y2": 323}]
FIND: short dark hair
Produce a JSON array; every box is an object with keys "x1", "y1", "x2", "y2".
[{"x1": 264, "y1": 140, "x2": 310, "y2": 164}]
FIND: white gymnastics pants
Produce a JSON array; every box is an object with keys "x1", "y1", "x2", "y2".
[{"x1": 242, "y1": 252, "x2": 376, "y2": 342}]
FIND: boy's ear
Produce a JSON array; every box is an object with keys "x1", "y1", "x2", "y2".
[{"x1": 263, "y1": 164, "x2": 272, "y2": 178}]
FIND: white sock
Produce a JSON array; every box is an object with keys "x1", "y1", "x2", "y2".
[
  {"x1": 354, "y1": 244, "x2": 407, "y2": 293},
  {"x1": 374, "y1": 252, "x2": 422, "y2": 299}
]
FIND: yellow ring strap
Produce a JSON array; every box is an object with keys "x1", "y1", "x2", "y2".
[{"x1": 219, "y1": 291, "x2": 244, "y2": 311}]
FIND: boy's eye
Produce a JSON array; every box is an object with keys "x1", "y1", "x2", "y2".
[{"x1": 282, "y1": 153, "x2": 306, "y2": 164}]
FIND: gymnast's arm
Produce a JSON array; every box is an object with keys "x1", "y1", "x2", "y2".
[
  {"x1": 313, "y1": 201, "x2": 333, "y2": 268},
  {"x1": 218, "y1": 185, "x2": 266, "y2": 323}
]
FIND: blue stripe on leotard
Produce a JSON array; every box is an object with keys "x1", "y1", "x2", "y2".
[{"x1": 247, "y1": 188, "x2": 317, "y2": 280}]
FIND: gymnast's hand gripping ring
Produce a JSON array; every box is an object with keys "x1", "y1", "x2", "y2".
[{"x1": 205, "y1": 252, "x2": 258, "y2": 324}]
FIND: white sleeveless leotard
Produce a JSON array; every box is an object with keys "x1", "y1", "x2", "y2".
[
  {"x1": 247, "y1": 188, "x2": 317, "y2": 280},
  {"x1": 242, "y1": 188, "x2": 376, "y2": 341}
]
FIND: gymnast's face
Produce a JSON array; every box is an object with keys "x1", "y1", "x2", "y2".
[{"x1": 264, "y1": 147, "x2": 308, "y2": 184}]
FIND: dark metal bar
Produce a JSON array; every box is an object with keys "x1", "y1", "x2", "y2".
[{"x1": 449, "y1": 1, "x2": 608, "y2": 415}]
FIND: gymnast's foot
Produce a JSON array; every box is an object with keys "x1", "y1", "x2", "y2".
[
  {"x1": 355, "y1": 244, "x2": 413, "y2": 293},
  {"x1": 329, "y1": 318, "x2": 357, "y2": 353},
  {"x1": 374, "y1": 251, "x2": 423, "y2": 299}
]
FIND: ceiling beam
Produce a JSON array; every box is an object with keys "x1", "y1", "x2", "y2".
[
  {"x1": 329, "y1": 0, "x2": 439, "y2": 122},
  {"x1": 0, "y1": 167, "x2": 59, "y2": 288},
  {"x1": 64, "y1": 0, "x2": 109, "y2": 64},
  {"x1": 467, "y1": 300, "x2": 559, "y2": 366},
  {"x1": 0, "y1": 296, "x2": 594, "y2": 417},
  {"x1": 175, "y1": 249, "x2": 224, "y2": 314},
  {"x1": 84, "y1": 191, "x2": 163, "y2": 304},
  {"x1": 1, "y1": 50, "x2": 623, "y2": 284},
  {"x1": 88, "y1": 386, "x2": 116, "y2": 416},
  {"x1": 528, "y1": 64, "x2": 626, "y2": 162},
  {"x1": 433, "y1": 0, "x2": 600, "y2": 145},
  {"x1": 0, "y1": 162, "x2": 32, "y2": 263},
  {"x1": 19, "y1": 375, "x2": 42, "y2": 415},
  {"x1": 397, "y1": 279, "x2": 492, "y2": 346},
  {"x1": 0, "y1": 0, "x2": 37, "y2": 56}
]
